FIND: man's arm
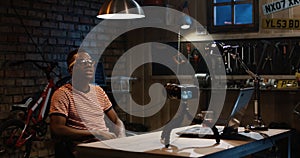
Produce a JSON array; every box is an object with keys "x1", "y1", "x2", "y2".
[
  {"x1": 105, "y1": 108, "x2": 126, "y2": 137},
  {"x1": 50, "y1": 114, "x2": 117, "y2": 141},
  {"x1": 50, "y1": 114, "x2": 94, "y2": 141}
]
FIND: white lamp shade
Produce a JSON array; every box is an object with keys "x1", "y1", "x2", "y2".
[
  {"x1": 181, "y1": 15, "x2": 192, "y2": 29},
  {"x1": 97, "y1": 0, "x2": 145, "y2": 19}
]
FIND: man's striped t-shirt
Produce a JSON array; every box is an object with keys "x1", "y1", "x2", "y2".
[{"x1": 49, "y1": 83, "x2": 112, "y2": 132}]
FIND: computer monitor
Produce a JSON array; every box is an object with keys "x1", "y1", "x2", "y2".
[
  {"x1": 176, "y1": 87, "x2": 254, "y2": 139},
  {"x1": 222, "y1": 87, "x2": 254, "y2": 136}
]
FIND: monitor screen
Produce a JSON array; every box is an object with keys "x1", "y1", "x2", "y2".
[{"x1": 226, "y1": 87, "x2": 254, "y2": 130}]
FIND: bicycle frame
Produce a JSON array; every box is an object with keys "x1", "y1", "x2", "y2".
[{"x1": 15, "y1": 78, "x2": 56, "y2": 148}]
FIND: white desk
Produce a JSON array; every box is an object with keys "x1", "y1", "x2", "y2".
[{"x1": 76, "y1": 125, "x2": 294, "y2": 158}]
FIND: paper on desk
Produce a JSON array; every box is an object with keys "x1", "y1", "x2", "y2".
[
  {"x1": 239, "y1": 132, "x2": 264, "y2": 140},
  {"x1": 100, "y1": 128, "x2": 190, "y2": 152},
  {"x1": 101, "y1": 131, "x2": 165, "y2": 152},
  {"x1": 170, "y1": 138, "x2": 234, "y2": 157},
  {"x1": 100, "y1": 131, "x2": 235, "y2": 158}
]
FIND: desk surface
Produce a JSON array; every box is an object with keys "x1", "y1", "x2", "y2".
[{"x1": 76, "y1": 125, "x2": 293, "y2": 158}]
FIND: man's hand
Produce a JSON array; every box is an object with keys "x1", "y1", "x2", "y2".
[
  {"x1": 92, "y1": 130, "x2": 117, "y2": 140},
  {"x1": 117, "y1": 127, "x2": 126, "y2": 138}
]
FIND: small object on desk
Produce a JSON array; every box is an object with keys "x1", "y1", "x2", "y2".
[
  {"x1": 244, "y1": 126, "x2": 251, "y2": 133},
  {"x1": 244, "y1": 130, "x2": 250, "y2": 133},
  {"x1": 248, "y1": 125, "x2": 268, "y2": 131}
]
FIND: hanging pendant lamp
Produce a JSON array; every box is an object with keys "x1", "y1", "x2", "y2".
[
  {"x1": 180, "y1": 1, "x2": 192, "y2": 29},
  {"x1": 97, "y1": 0, "x2": 145, "y2": 19}
]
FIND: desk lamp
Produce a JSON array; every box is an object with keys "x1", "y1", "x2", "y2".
[
  {"x1": 173, "y1": 1, "x2": 192, "y2": 70},
  {"x1": 222, "y1": 44, "x2": 268, "y2": 131}
]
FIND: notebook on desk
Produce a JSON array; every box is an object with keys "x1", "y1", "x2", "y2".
[{"x1": 177, "y1": 87, "x2": 255, "y2": 140}]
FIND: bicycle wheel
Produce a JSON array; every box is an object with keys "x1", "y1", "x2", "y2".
[{"x1": 0, "y1": 119, "x2": 32, "y2": 158}]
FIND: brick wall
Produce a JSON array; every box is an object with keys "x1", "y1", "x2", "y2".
[
  {"x1": 0, "y1": 0, "x2": 126, "y2": 157},
  {"x1": 0, "y1": 0, "x2": 128, "y2": 114},
  {"x1": 0, "y1": 0, "x2": 100, "y2": 107}
]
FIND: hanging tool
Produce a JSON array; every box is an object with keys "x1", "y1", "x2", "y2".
[
  {"x1": 221, "y1": 43, "x2": 233, "y2": 74},
  {"x1": 273, "y1": 41, "x2": 283, "y2": 74},
  {"x1": 186, "y1": 43, "x2": 191, "y2": 63},
  {"x1": 222, "y1": 48, "x2": 228, "y2": 69},
  {"x1": 288, "y1": 42, "x2": 296, "y2": 59},
  {"x1": 296, "y1": 55, "x2": 300, "y2": 72},
  {"x1": 234, "y1": 45, "x2": 239, "y2": 74},
  {"x1": 289, "y1": 42, "x2": 298, "y2": 74},
  {"x1": 247, "y1": 43, "x2": 252, "y2": 66},
  {"x1": 257, "y1": 40, "x2": 271, "y2": 73},
  {"x1": 261, "y1": 51, "x2": 273, "y2": 72},
  {"x1": 280, "y1": 42, "x2": 289, "y2": 73},
  {"x1": 241, "y1": 43, "x2": 244, "y2": 61},
  {"x1": 226, "y1": 48, "x2": 232, "y2": 74},
  {"x1": 252, "y1": 43, "x2": 257, "y2": 66},
  {"x1": 191, "y1": 48, "x2": 201, "y2": 72},
  {"x1": 240, "y1": 43, "x2": 245, "y2": 74},
  {"x1": 262, "y1": 41, "x2": 278, "y2": 73}
]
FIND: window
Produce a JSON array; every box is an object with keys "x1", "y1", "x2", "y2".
[{"x1": 207, "y1": 0, "x2": 258, "y2": 33}]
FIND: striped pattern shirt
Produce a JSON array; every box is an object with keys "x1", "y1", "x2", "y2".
[{"x1": 49, "y1": 83, "x2": 112, "y2": 131}]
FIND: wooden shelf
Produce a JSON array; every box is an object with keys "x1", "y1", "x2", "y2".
[
  {"x1": 152, "y1": 75, "x2": 296, "y2": 80},
  {"x1": 227, "y1": 75, "x2": 296, "y2": 80}
]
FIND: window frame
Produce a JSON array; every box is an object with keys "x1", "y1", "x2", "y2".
[{"x1": 207, "y1": 0, "x2": 259, "y2": 33}]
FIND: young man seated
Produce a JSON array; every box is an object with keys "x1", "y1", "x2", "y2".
[{"x1": 49, "y1": 49, "x2": 125, "y2": 157}]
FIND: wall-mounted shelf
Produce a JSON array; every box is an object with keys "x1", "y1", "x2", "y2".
[{"x1": 227, "y1": 75, "x2": 296, "y2": 80}]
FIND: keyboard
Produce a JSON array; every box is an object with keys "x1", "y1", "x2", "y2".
[
  {"x1": 176, "y1": 126, "x2": 219, "y2": 138},
  {"x1": 176, "y1": 126, "x2": 253, "y2": 141}
]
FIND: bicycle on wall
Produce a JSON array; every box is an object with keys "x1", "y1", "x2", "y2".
[{"x1": 0, "y1": 60, "x2": 70, "y2": 158}]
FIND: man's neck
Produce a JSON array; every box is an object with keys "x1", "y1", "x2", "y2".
[{"x1": 72, "y1": 80, "x2": 90, "y2": 93}]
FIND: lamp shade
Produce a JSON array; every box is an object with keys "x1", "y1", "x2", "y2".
[
  {"x1": 180, "y1": 1, "x2": 192, "y2": 29},
  {"x1": 97, "y1": 0, "x2": 145, "y2": 19},
  {"x1": 181, "y1": 15, "x2": 192, "y2": 29}
]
